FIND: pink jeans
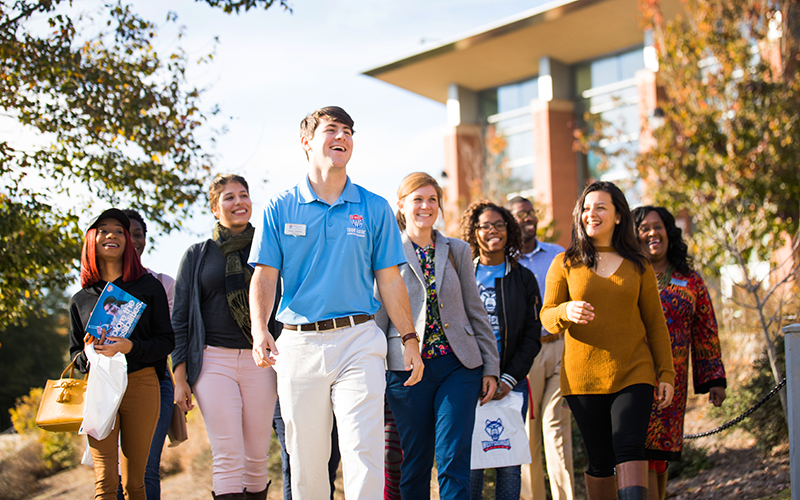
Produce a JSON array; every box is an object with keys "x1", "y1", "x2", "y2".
[{"x1": 193, "y1": 346, "x2": 277, "y2": 494}]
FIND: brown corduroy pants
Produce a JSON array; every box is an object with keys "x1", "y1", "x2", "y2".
[{"x1": 88, "y1": 367, "x2": 160, "y2": 500}]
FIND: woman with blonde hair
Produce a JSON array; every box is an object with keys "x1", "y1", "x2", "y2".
[
  {"x1": 172, "y1": 174, "x2": 278, "y2": 500},
  {"x1": 376, "y1": 172, "x2": 499, "y2": 500}
]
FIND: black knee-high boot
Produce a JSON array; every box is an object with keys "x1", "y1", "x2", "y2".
[{"x1": 243, "y1": 481, "x2": 271, "y2": 500}]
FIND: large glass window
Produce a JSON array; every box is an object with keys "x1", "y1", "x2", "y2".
[
  {"x1": 575, "y1": 47, "x2": 644, "y2": 185},
  {"x1": 478, "y1": 77, "x2": 538, "y2": 188}
]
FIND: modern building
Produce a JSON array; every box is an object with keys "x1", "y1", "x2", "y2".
[{"x1": 364, "y1": 0, "x2": 683, "y2": 245}]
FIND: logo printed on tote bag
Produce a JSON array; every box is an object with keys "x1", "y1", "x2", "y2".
[{"x1": 482, "y1": 418, "x2": 511, "y2": 451}]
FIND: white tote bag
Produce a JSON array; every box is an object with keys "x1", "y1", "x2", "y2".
[
  {"x1": 470, "y1": 391, "x2": 532, "y2": 469},
  {"x1": 80, "y1": 344, "x2": 128, "y2": 441}
]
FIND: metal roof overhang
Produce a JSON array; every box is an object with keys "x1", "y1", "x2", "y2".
[{"x1": 363, "y1": 0, "x2": 682, "y2": 103}]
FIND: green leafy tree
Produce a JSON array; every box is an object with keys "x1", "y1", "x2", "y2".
[
  {"x1": 0, "y1": 0, "x2": 289, "y2": 330},
  {"x1": 0, "y1": 288, "x2": 69, "y2": 430},
  {"x1": 636, "y1": 0, "x2": 800, "y2": 418},
  {"x1": 197, "y1": 0, "x2": 291, "y2": 14}
]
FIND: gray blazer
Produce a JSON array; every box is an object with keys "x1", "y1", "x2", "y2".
[{"x1": 375, "y1": 230, "x2": 500, "y2": 379}]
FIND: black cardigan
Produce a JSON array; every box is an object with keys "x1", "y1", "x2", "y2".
[
  {"x1": 69, "y1": 273, "x2": 175, "y2": 380},
  {"x1": 494, "y1": 262, "x2": 543, "y2": 385}
]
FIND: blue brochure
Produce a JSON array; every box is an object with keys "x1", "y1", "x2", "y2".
[{"x1": 85, "y1": 282, "x2": 146, "y2": 341}]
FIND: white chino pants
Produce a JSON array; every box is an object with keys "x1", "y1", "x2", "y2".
[
  {"x1": 521, "y1": 338, "x2": 575, "y2": 500},
  {"x1": 275, "y1": 320, "x2": 387, "y2": 500}
]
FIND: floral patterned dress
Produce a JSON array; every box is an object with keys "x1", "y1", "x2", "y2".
[
  {"x1": 645, "y1": 269, "x2": 726, "y2": 461},
  {"x1": 412, "y1": 242, "x2": 453, "y2": 359}
]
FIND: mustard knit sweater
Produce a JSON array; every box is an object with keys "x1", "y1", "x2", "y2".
[{"x1": 541, "y1": 252, "x2": 675, "y2": 396}]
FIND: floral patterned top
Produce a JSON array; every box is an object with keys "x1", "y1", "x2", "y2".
[
  {"x1": 645, "y1": 269, "x2": 726, "y2": 461},
  {"x1": 412, "y1": 242, "x2": 453, "y2": 359}
]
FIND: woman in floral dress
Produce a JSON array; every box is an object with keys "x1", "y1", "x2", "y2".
[{"x1": 633, "y1": 206, "x2": 727, "y2": 500}]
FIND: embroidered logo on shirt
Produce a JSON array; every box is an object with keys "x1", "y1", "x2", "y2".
[
  {"x1": 349, "y1": 214, "x2": 363, "y2": 228},
  {"x1": 347, "y1": 214, "x2": 366, "y2": 238}
]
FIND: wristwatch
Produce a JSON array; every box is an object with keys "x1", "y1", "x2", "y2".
[{"x1": 400, "y1": 332, "x2": 420, "y2": 345}]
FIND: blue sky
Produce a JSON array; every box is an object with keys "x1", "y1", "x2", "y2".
[{"x1": 114, "y1": 0, "x2": 550, "y2": 276}]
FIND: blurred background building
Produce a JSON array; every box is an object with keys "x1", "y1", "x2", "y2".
[{"x1": 364, "y1": 0, "x2": 683, "y2": 245}]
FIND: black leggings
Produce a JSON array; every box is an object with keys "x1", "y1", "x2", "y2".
[{"x1": 565, "y1": 384, "x2": 654, "y2": 478}]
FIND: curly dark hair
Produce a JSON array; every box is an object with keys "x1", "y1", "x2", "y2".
[
  {"x1": 564, "y1": 181, "x2": 648, "y2": 273},
  {"x1": 632, "y1": 206, "x2": 694, "y2": 275},
  {"x1": 460, "y1": 200, "x2": 522, "y2": 264}
]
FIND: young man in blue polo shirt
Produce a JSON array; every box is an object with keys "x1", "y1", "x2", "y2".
[{"x1": 248, "y1": 106, "x2": 424, "y2": 500}]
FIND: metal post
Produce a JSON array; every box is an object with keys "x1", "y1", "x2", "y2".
[{"x1": 784, "y1": 323, "x2": 800, "y2": 500}]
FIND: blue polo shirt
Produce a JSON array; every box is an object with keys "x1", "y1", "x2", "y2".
[{"x1": 248, "y1": 176, "x2": 406, "y2": 325}]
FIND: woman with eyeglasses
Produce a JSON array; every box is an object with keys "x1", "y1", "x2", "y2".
[
  {"x1": 460, "y1": 200, "x2": 542, "y2": 500},
  {"x1": 540, "y1": 181, "x2": 675, "y2": 500},
  {"x1": 632, "y1": 206, "x2": 726, "y2": 500},
  {"x1": 375, "y1": 172, "x2": 499, "y2": 500},
  {"x1": 113, "y1": 209, "x2": 176, "y2": 500}
]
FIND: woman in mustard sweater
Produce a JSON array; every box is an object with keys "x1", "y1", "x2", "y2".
[{"x1": 540, "y1": 181, "x2": 675, "y2": 500}]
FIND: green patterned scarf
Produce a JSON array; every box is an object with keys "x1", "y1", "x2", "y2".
[{"x1": 212, "y1": 222, "x2": 255, "y2": 343}]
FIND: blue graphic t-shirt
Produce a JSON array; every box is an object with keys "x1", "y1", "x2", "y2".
[{"x1": 476, "y1": 262, "x2": 505, "y2": 356}]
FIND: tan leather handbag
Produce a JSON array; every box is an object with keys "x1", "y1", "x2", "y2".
[{"x1": 36, "y1": 357, "x2": 87, "y2": 432}]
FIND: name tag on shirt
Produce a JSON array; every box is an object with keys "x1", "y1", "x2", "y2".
[
  {"x1": 670, "y1": 278, "x2": 687, "y2": 287},
  {"x1": 284, "y1": 223, "x2": 306, "y2": 236}
]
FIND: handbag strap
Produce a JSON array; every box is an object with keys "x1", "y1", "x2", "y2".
[{"x1": 61, "y1": 356, "x2": 88, "y2": 380}]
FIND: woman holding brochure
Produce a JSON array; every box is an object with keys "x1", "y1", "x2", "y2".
[
  {"x1": 113, "y1": 208, "x2": 177, "y2": 500},
  {"x1": 68, "y1": 208, "x2": 175, "y2": 500},
  {"x1": 172, "y1": 174, "x2": 278, "y2": 500}
]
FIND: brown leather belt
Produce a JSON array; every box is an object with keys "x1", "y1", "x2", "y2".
[
  {"x1": 284, "y1": 314, "x2": 374, "y2": 332},
  {"x1": 541, "y1": 332, "x2": 564, "y2": 344}
]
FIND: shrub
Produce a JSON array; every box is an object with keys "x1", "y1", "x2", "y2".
[
  {"x1": 8, "y1": 387, "x2": 81, "y2": 473},
  {"x1": 717, "y1": 343, "x2": 787, "y2": 453}
]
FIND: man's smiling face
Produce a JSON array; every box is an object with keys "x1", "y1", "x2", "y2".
[{"x1": 303, "y1": 117, "x2": 353, "y2": 169}]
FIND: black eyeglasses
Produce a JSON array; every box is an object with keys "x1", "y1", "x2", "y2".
[
  {"x1": 476, "y1": 221, "x2": 507, "y2": 231},
  {"x1": 513, "y1": 209, "x2": 537, "y2": 219}
]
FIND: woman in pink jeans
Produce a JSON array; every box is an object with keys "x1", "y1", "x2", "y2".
[{"x1": 172, "y1": 174, "x2": 279, "y2": 500}]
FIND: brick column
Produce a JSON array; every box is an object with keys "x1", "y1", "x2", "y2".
[
  {"x1": 531, "y1": 99, "x2": 578, "y2": 248},
  {"x1": 442, "y1": 84, "x2": 483, "y2": 233},
  {"x1": 443, "y1": 124, "x2": 482, "y2": 233}
]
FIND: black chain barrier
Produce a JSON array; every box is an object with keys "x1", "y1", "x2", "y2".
[{"x1": 683, "y1": 377, "x2": 787, "y2": 439}]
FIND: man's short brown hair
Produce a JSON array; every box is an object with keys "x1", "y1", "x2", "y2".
[{"x1": 299, "y1": 106, "x2": 355, "y2": 158}]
